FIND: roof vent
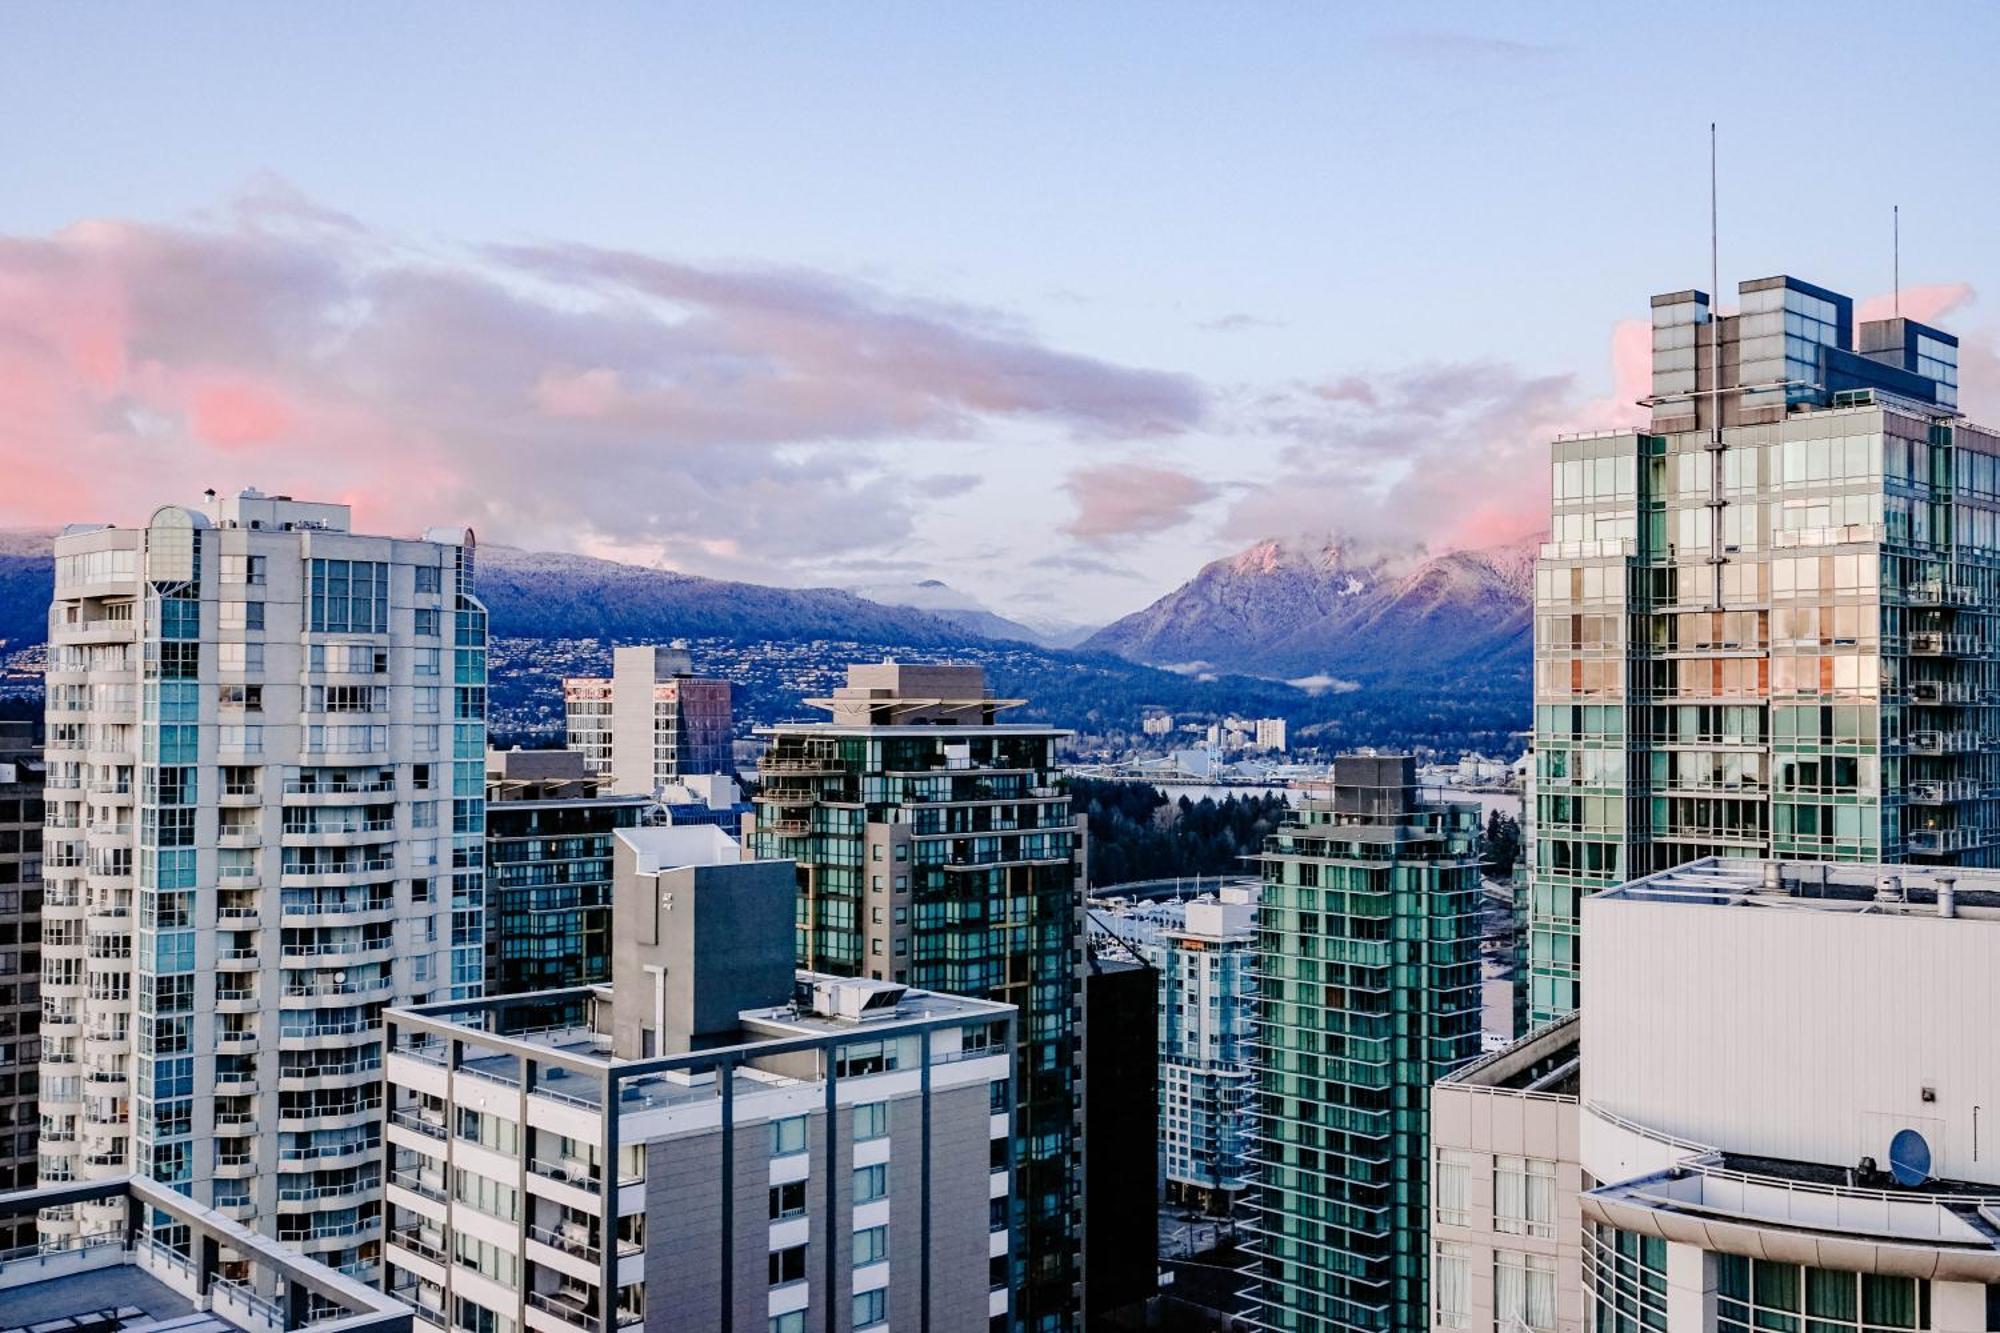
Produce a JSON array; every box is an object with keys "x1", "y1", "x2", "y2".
[
  {"x1": 809, "y1": 978, "x2": 908, "y2": 1023},
  {"x1": 1936, "y1": 873, "x2": 1958, "y2": 919},
  {"x1": 1875, "y1": 873, "x2": 1904, "y2": 905}
]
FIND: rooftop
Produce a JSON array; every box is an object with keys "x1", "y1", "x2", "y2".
[
  {"x1": 0, "y1": 1179, "x2": 408, "y2": 1333},
  {"x1": 614, "y1": 823, "x2": 747, "y2": 873},
  {"x1": 1596, "y1": 855, "x2": 2000, "y2": 921},
  {"x1": 1441, "y1": 1012, "x2": 1579, "y2": 1096}
]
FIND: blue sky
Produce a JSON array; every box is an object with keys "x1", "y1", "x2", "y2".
[{"x1": 4, "y1": 2, "x2": 1998, "y2": 626}]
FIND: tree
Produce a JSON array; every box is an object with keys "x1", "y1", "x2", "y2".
[{"x1": 1479, "y1": 809, "x2": 1522, "y2": 881}]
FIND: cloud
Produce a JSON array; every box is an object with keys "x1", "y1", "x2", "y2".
[
  {"x1": 1062, "y1": 462, "x2": 1217, "y2": 543},
  {"x1": 1030, "y1": 551, "x2": 1146, "y2": 580},
  {"x1": 1224, "y1": 324, "x2": 1649, "y2": 553},
  {"x1": 1198, "y1": 312, "x2": 1284, "y2": 333},
  {"x1": 0, "y1": 186, "x2": 1202, "y2": 580}
]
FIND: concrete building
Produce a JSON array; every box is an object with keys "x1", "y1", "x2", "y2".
[
  {"x1": 1429, "y1": 1015, "x2": 1582, "y2": 1333},
  {"x1": 1573, "y1": 856, "x2": 2000, "y2": 1333},
  {"x1": 0, "y1": 1174, "x2": 411, "y2": 1333},
  {"x1": 37, "y1": 490, "x2": 485, "y2": 1275},
  {"x1": 382, "y1": 825, "x2": 1015, "y2": 1333},
  {"x1": 563, "y1": 644, "x2": 734, "y2": 796},
  {"x1": 1157, "y1": 885, "x2": 1258, "y2": 1216},
  {"x1": 0, "y1": 722, "x2": 42, "y2": 1254},
  {"x1": 1255, "y1": 718, "x2": 1288, "y2": 753},
  {"x1": 656, "y1": 772, "x2": 754, "y2": 830},
  {"x1": 484, "y1": 748, "x2": 654, "y2": 995},
  {"x1": 1246, "y1": 754, "x2": 1483, "y2": 1333},
  {"x1": 1142, "y1": 712, "x2": 1175, "y2": 738},
  {"x1": 750, "y1": 661, "x2": 1086, "y2": 1331},
  {"x1": 1531, "y1": 274, "x2": 1991, "y2": 1024},
  {"x1": 1082, "y1": 952, "x2": 1159, "y2": 1326}
]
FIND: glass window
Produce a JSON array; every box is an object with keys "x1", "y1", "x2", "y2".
[
  {"x1": 1495, "y1": 1155, "x2": 1555, "y2": 1238},
  {"x1": 853, "y1": 1164, "x2": 887, "y2": 1203},
  {"x1": 853, "y1": 1225, "x2": 888, "y2": 1266},
  {"x1": 1436, "y1": 1148, "x2": 1472, "y2": 1227},
  {"x1": 1435, "y1": 1242, "x2": 1469, "y2": 1329},
  {"x1": 770, "y1": 1116, "x2": 807, "y2": 1157},
  {"x1": 852, "y1": 1289, "x2": 886, "y2": 1329},
  {"x1": 854, "y1": 1101, "x2": 890, "y2": 1141}
]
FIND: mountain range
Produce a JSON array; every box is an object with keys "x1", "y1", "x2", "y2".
[
  {"x1": 1081, "y1": 534, "x2": 1538, "y2": 684},
  {"x1": 0, "y1": 528, "x2": 1536, "y2": 751}
]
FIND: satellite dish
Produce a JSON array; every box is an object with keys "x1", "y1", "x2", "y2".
[{"x1": 1888, "y1": 1128, "x2": 1933, "y2": 1187}]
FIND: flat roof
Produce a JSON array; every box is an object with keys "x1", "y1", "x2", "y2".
[
  {"x1": 615, "y1": 824, "x2": 749, "y2": 872},
  {"x1": 0, "y1": 1267, "x2": 206, "y2": 1333},
  {"x1": 1596, "y1": 856, "x2": 2000, "y2": 920},
  {"x1": 1441, "y1": 1012, "x2": 1579, "y2": 1094}
]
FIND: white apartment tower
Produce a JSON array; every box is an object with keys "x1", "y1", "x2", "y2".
[
  {"x1": 38, "y1": 489, "x2": 487, "y2": 1280},
  {"x1": 563, "y1": 644, "x2": 734, "y2": 796}
]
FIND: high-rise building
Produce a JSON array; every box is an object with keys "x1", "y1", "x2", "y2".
[
  {"x1": 1246, "y1": 753, "x2": 1482, "y2": 1333},
  {"x1": 1569, "y1": 856, "x2": 2000, "y2": 1333},
  {"x1": 1082, "y1": 950, "x2": 1159, "y2": 1325},
  {"x1": 382, "y1": 825, "x2": 1016, "y2": 1333},
  {"x1": 1530, "y1": 274, "x2": 1988, "y2": 1023},
  {"x1": 1428, "y1": 1014, "x2": 1581, "y2": 1333},
  {"x1": 484, "y1": 747, "x2": 654, "y2": 995},
  {"x1": 562, "y1": 643, "x2": 733, "y2": 796},
  {"x1": 749, "y1": 661, "x2": 1086, "y2": 1332},
  {"x1": 1156, "y1": 884, "x2": 1258, "y2": 1217},
  {"x1": 0, "y1": 721, "x2": 43, "y2": 1252},
  {"x1": 37, "y1": 490, "x2": 486, "y2": 1277}
]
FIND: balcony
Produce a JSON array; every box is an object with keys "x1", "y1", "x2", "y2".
[
  {"x1": 1909, "y1": 631, "x2": 1983, "y2": 656},
  {"x1": 1908, "y1": 826, "x2": 1986, "y2": 856},
  {"x1": 1906, "y1": 580, "x2": 1977, "y2": 607},
  {"x1": 389, "y1": 1106, "x2": 448, "y2": 1140},
  {"x1": 1907, "y1": 779, "x2": 1981, "y2": 804}
]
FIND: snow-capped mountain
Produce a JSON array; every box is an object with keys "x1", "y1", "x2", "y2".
[{"x1": 1081, "y1": 534, "x2": 1538, "y2": 683}]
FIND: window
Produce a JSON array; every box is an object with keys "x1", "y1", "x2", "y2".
[
  {"x1": 768, "y1": 1180, "x2": 805, "y2": 1220},
  {"x1": 853, "y1": 1164, "x2": 887, "y2": 1203},
  {"x1": 1715, "y1": 1254, "x2": 1925, "y2": 1333},
  {"x1": 219, "y1": 601, "x2": 264, "y2": 631},
  {"x1": 1496, "y1": 1155, "x2": 1555, "y2": 1238},
  {"x1": 414, "y1": 647, "x2": 441, "y2": 676},
  {"x1": 217, "y1": 684, "x2": 263, "y2": 711},
  {"x1": 308, "y1": 559, "x2": 389, "y2": 633},
  {"x1": 853, "y1": 1101, "x2": 890, "y2": 1141},
  {"x1": 415, "y1": 608, "x2": 441, "y2": 637},
  {"x1": 217, "y1": 643, "x2": 264, "y2": 673},
  {"x1": 852, "y1": 1290, "x2": 886, "y2": 1328},
  {"x1": 768, "y1": 1244, "x2": 806, "y2": 1285},
  {"x1": 1496, "y1": 1252, "x2": 1555, "y2": 1333},
  {"x1": 769, "y1": 1317, "x2": 805, "y2": 1333},
  {"x1": 770, "y1": 1116, "x2": 807, "y2": 1157},
  {"x1": 1436, "y1": 1148, "x2": 1471, "y2": 1227},
  {"x1": 220, "y1": 554, "x2": 267, "y2": 585},
  {"x1": 454, "y1": 1297, "x2": 515, "y2": 1333},
  {"x1": 1435, "y1": 1242, "x2": 1469, "y2": 1329},
  {"x1": 415, "y1": 565, "x2": 441, "y2": 594},
  {"x1": 853, "y1": 1225, "x2": 888, "y2": 1266}
]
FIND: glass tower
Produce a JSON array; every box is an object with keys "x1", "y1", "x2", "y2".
[
  {"x1": 1530, "y1": 274, "x2": 1987, "y2": 1023},
  {"x1": 750, "y1": 661, "x2": 1084, "y2": 1333},
  {"x1": 1246, "y1": 754, "x2": 1482, "y2": 1333}
]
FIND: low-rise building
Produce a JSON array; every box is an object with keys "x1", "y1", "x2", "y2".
[{"x1": 382, "y1": 826, "x2": 1016, "y2": 1333}]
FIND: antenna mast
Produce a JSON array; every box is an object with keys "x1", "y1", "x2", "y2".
[
  {"x1": 1708, "y1": 123, "x2": 1725, "y2": 610},
  {"x1": 1894, "y1": 204, "x2": 1901, "y2": 319}
]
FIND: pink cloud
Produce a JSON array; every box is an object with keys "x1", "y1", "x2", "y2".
[
  {"x1": 1063, "y1": 463, "x2": 1216, "y2": 543},
  {"x1": 1855, "y1": 282, "x2": 1973, "y2": 326},
  {"x1": 0, "y1": 190, "x2": 1203, "y2": 578}
]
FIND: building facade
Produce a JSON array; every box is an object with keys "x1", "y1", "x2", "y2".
[
  {"x1": 1156, "y1": 885, "x2": 1258, "y2": 1216},
  {"x1": 1082, "y1": 952, "x2": 1158, "y2": 1325},
  {"x1": 563, "y1": 643, "x2": 733, "y2": 796},
  {"x1": 749, "y1": 662, "x2": 1086, "y2": 1332},
  {"x1": 0, "y1": 722, "x2": 42, "y2": 1253},
  {"x1": 382, "y1": 825, "x2": 1015, "y2": 1333},
  {"x1": 37, "y1": 491, "x2": 486, "y2": 1276},
  {"x1": 1429, "y1": 1016, "x2": 1582, "y2": 1333},
  {"x1": 484, "y1": 748, "x2": 653, "y2": 995},
  {"x1": 1531, "y1": 274, "x2": 1990, "y2": 1023},
  {"x1": 1248, "y1": 754, "x2": 1483, "y2": 1333},
  {"x1": 1574, "y1": 857, "x2": 2000, "y2": 1333}
]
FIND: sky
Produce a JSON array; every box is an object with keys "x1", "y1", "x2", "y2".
[{"x1": 4, "y1": 2, "x2": 2000, "y2": 631}]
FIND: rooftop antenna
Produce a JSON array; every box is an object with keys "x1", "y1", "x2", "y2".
[
  {"x1": 1894, "y1": 203, "x2": 1901, "y2": 319},
  {"x1": 1707, "y1": 123, "x2": 1725, "y2": 611}
]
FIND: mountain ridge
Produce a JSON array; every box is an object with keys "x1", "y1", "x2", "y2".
[{"x1": 1081, "y1": 533, "x2": 1538, "y2": 682}]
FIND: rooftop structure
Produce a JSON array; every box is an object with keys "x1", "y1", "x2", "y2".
[{"x1": 0, "y1": 1175, "x2": 410, "y2": 1333}]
